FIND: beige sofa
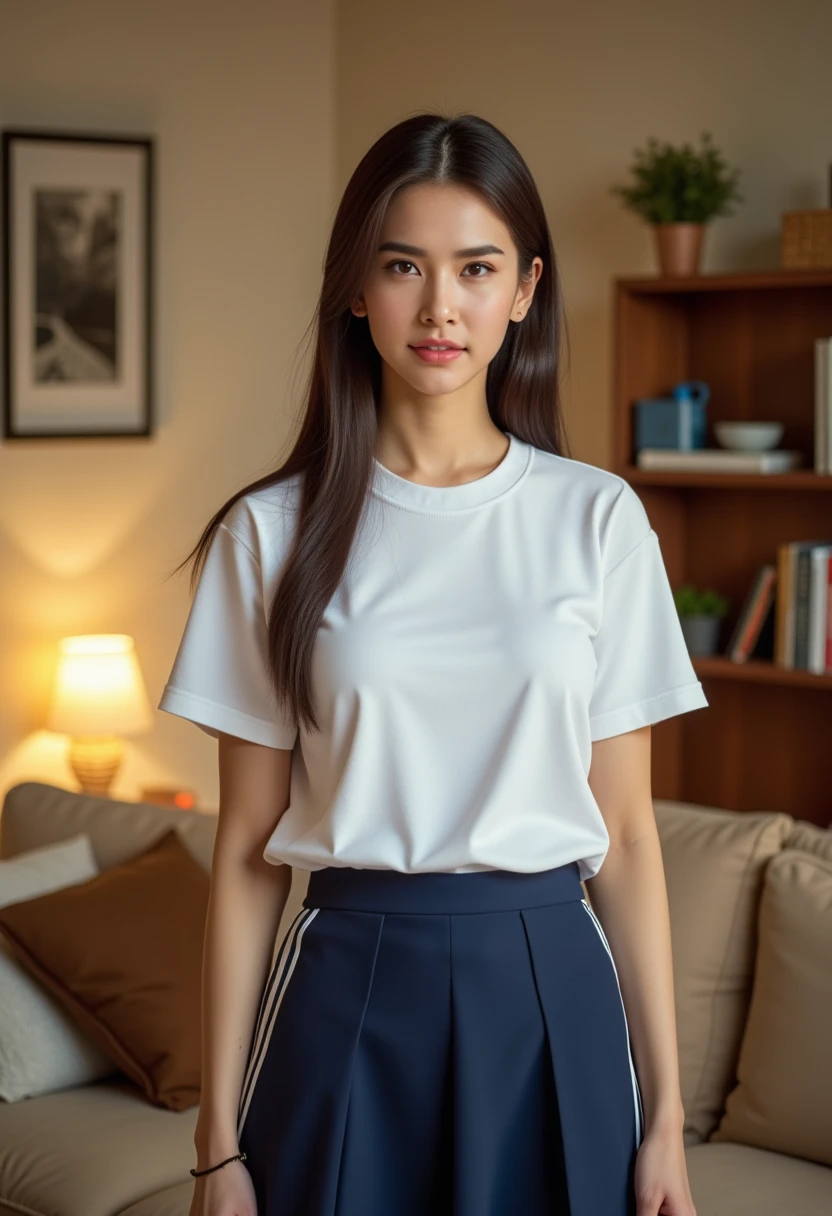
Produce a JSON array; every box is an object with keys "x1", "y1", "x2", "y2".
[{"x1": 0, "y1": 780, "x2": 830, "y2": 1216}]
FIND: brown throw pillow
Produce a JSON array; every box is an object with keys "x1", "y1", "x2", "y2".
[
  {"x1": 653, "y1": 799, "x2": 793, "y2": 1144},
  {"x1": 0, "y1": 828, "x2": 209, "y2": 1111},
  {"x1": 710, "y1": 849, "x2": 832, "y2": 1167}
]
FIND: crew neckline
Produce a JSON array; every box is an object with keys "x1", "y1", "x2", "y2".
[{"x1": 371, "y1": 431, "x2": 532, "y2": 514}]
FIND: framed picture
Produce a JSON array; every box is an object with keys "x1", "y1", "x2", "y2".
[{"x1": 2, "y1": 128, "x2": 153, "y2": 440}]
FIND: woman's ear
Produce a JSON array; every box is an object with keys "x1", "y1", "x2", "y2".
[
  {"x1": 513, "y1": 256, "x2": 544, "y2": 320},
  {"x1": 351, "y1": 298, "x2": 367, "y2": 317}
]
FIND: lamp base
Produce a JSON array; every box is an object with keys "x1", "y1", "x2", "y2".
[{"x1": 68, "y1": 735, "x2": 123, "y2": 797}]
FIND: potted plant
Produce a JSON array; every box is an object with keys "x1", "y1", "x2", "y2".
[
  {"x1": 610, "y1": 131, "x2": 743, "y2": 276},
  {"x1": 674, "y1": 582, "x2": 730, "y2": 656}
]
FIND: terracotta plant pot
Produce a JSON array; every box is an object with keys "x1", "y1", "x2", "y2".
[{"x1": 653, "y1": 222, "x2": 706, "y2": 276}]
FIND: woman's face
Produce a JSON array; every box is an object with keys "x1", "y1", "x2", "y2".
[{"x1": 351, "y1": 182, "x2": 542, "y2": 399}]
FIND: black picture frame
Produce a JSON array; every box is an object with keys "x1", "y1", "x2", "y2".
[{"x1": 1, "y1": 128, "x2": 154, "y2": 440}]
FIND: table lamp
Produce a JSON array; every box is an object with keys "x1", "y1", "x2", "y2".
[{"x1": 46, "y1": 633, "x2": 154, "y2": 796}]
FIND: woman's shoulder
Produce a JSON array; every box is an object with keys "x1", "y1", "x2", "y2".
[
  {"x1": 526, "y1": 443, "x2": 640, "y2": 513},
  {"x1": 526, "y1": 444, "x2": 652, "y2": 571},
  {"x1": 219, "y1": 471, "x2": 304, "y2": 567}
]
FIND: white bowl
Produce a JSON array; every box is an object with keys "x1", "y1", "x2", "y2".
[{"x1": 714, "y1": 421, "x2": 784, "y2": 452}]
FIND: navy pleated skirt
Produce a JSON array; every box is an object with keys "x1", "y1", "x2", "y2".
[{"x1": 236, "y1": 861, "x2": 644, "y2": 1216}]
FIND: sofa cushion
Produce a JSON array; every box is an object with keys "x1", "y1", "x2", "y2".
[
  {"x1": 115, "y1": 1180, "x2": 196, "y2": 1216},
  {"x1": 0, "y1": 828, "x2": 209, "y2": 1112},
  {"x1": 0, "y1": 834, "x2": 119, "y2": 1102},
  {"x1": 711, "y1": 850, "x2": 832, "y2": 1167},
  {"x1": 652, "y1": 798, "x2": 794, "y2": 1144},
  {"x1": 0, "y1": 780, "x2": 217, "y2": 874},
  {"x1": 784, "y1": 819, "x2": 832, "y2": 864},
  {"x1": 685, "y1": 1142, "x2": 832, "y2": 1216},
  {"x1": 0, "y1": 1078, "x2": 197, "y2": 1216}
]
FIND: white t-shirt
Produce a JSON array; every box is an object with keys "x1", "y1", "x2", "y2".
[{"x1": 158, "y1": 431, "x2": 708, "y2": 879}]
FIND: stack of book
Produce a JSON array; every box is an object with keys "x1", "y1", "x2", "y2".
[
  {"x1": 637, "y1": 448, "x2": 802, "y2": 473},
  {"x1": 726, "y1": 539, "x2": 832, "y2": 673}
]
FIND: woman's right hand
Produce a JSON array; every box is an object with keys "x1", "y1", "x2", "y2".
[{"x1": 188, "y1": 1158, "x2": 258, "y2": 1216}]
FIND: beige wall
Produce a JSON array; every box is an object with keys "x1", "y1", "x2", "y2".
[
  {"x1": 2, "y1": 0, "x2": 831, "y2": 811},
  {"x1": 0, "y1": 0, "x2": 335, "y2": 808},
  {"x1": 337, "y1": 0, "x2": 832, "y2": 462}
]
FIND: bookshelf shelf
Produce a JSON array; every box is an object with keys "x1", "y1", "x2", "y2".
[
  {"x1": 613, "y1": 269, "x2": 832, "y2": 825},
  {"x1": 691, "y1": 655, "x2": 832, "y2": 690},
  {"x1": 616, "y1": 268, "x2": 832, "y2": 293}
]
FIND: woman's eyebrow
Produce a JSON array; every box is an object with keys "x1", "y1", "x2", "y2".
[{"x1": 377, "y1": 241, "x2": 505, "y2": 258}]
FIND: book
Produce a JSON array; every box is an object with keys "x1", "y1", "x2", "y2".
[
  {"x1": 815, "y1": 337, "x2": 832, "y2": 475},
  {"x1": 814, "y1": 337, "x2": 829, "y2": 474},
  {"x1": 775, "y1": 539, "x2": 832, "y2": 671},
  {"x1": 636, "y1": 448, "x2": 802, "y2": 473},
  {"x1": 808, "y1": 544, "x2": 832, "y2": 674},
  {"x1": 725, "y1": 565, "x2": 777, "y2": 662}
]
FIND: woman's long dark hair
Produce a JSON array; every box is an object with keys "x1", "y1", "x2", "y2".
[{"x1": 169, "y1": 111, "x2": 572, "y2": 737}]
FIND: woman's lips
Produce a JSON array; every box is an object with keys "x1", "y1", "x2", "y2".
[{"x1": 409, "y1": 346, "x2": 465, "y2": 364}]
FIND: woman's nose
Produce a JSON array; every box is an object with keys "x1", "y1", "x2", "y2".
[{"x1": 419, "y1": 274, "x2": 460, "y2": 326}]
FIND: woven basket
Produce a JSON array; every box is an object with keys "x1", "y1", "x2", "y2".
[{"x1": 781, "y1": 209, "x2": 832, "y2": 269}]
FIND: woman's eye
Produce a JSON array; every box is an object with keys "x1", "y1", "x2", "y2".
[{"x1": 384, "y1": 260, "x2": 494, "y2": 277}]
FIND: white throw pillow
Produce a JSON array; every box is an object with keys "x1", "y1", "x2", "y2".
[{"x1": 0, "y1": 834, "x2": 119, "y2": 1101}]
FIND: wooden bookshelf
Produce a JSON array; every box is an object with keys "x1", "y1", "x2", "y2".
[{"x1": 613, "y1": 269, "x2": 832, "y2": 826}]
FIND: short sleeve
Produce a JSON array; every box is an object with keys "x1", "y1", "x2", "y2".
[
  {"x1": 158, "y1": 522, "x2": 298, "y2": 749},
  {"x1": 588, "y1": 487, "x2": 708, "y2": 742}
]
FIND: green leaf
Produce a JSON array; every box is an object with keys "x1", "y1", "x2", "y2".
[{"x1": 611, "y1": 131, "x2": 743, "y2": 224}]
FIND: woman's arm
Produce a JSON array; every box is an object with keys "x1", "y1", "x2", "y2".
[
  {"x1": 584, "y1": 724, "x2": 696, "y2": 1216},
  {"x1": 584, "y1": 723, "x2": 683, "y2": 1131},
  {"x1": 193, "y1": 732, "x2": 294, "y2": 1168}
]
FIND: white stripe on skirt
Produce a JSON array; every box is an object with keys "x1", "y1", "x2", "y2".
[
  {"x1": 236, "y1": 906, "x2": 320, "y2": 1140},
  {"x1": 580, "y1": 898, "x2": 645, "y2": 1147}
]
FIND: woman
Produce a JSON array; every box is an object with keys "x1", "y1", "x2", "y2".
[{"x1": 160, "y1": 112, "x2": 706, "y2": 1216}]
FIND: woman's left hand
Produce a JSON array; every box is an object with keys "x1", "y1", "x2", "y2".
[{"x1": 633, "y1": 1123, "x2": 697, "y2": 1216}]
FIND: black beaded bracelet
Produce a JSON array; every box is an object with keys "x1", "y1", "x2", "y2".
[{"x1": 190, "y1": 1151, "x2": 247, "y2": 1178}]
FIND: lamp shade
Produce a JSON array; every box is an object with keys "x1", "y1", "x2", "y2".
[{"x1": 47, "y1": 634, "x2": 154, "y2": 736}]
